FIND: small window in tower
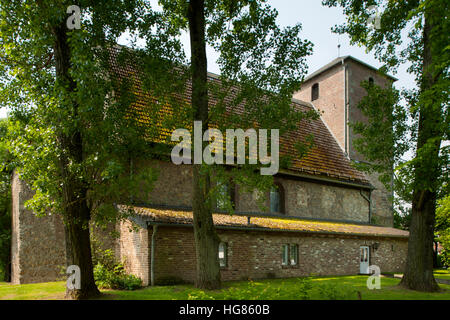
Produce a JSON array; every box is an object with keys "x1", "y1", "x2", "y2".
[
  {"x1": 311, "y1": 83, "x2": 319, "y2": 101},
  {"x1": 369, "y1": 77, "x2": 374, "y2": 86}
]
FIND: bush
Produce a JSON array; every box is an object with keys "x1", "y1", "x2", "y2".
[
  {"x1": 93, "y1": 263, "x2": 142, "y2": 290},
  {"x1": 91, "y1": 235, "x2": 142, "y2": 291}
]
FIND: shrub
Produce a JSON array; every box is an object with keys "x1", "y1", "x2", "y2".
[
  {"x1": 93, "y1": 263, "x2": 142, "y2": 290},
  {"x1": 91, "y1": 235, "x2": 142, "y2": 291}
]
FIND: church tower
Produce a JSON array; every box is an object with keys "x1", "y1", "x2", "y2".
[{"x1": 294, "y1": 56, "x2": 397, "y2": 227}]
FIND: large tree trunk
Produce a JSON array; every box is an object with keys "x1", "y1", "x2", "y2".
[
  {"x1": 188, "y1": 0, "x2": 222, "y2": 290},
  {"x1": 53, "y1": 22, "x2": 100, "y2": 299},
  {"x1": 399, "y1": 7, "x2": 441, "y2": 292}
]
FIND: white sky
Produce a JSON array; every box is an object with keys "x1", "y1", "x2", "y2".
[{"x1": 0, "y1": 0, "x2": 416, "y2": 118}]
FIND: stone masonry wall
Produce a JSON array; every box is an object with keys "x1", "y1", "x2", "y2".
[
  {"x1": 238, "y1": 177, "x2": 369, "y2": 222},
  {"x1": 11, "y1": 172, "x2": 118, "y2": 284},
  {"x1": 145, "y1": 226, "x2": 407, "y2": 283},
  {"x1": 11, "y1": 172, "x2": 66, "y2": 284},
  {"x1": 136, "y1": 159, "x2": 370, "y2": 223}
]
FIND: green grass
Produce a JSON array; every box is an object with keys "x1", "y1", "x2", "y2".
[
  {"x1": 434, "y1": 269, "x2": 450, "y2": 280},
  {"x1": 1, "y1": 274, "x2": 450, "y2": 300},
  {"x1": 0, "y1": 281, "x2": 67, "y2": 300},
  {"x1": 382, "y1": 269, "x2": 450, "y2": 281}
]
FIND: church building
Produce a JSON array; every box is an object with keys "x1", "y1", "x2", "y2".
[{"x1": 10, "y1": 55, "x2": 408, "y2": 285}]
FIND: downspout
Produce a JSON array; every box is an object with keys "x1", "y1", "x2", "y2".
[
  {"x1": 360, "y1": 189, "x2": 372, "y2": 224},
  {"x1": 150, "y1": 224, "x2": 158, "y2": 286}
]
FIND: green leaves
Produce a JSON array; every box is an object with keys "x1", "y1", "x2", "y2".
[
  {"x1": 0, "y1": 1, "x2": 169, "y2": 226},
  {"x1": 325, "y1": 0, "x2": 449, "y2": 205}
]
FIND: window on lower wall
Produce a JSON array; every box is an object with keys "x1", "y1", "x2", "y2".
[
  {"x1": 282, "y1": 244, "x2": 298, "y2": 266},
  {"x1": 290, "y1": 244, "x2": 298, "y2": 266},
  {"x1": 282, "y1": 244, "x2": 289, "y2": 266},
  {"x1": 218, "y1": 242, "x2": 228, "y2": 268}
]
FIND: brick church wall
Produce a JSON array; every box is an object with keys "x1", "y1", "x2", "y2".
[
  {"x1": 136, "y1": 160, "x2": 370, "y2": 223},
  {"x1": 293, "y1": 58, "x2": 395, "y2": 227},
  {"x1": 11, "y1": 172, "x2": 118, "y2": 284},
  {"x1": 346, "y1": 60, "x2": 394, "y2": 227},
  {"x1": 117, "y1": 220, "x2": 150, "y2": 286},
  {"x1": 11, "y1": 172, "x2": 66, "y2": 284},
  {"x1": 140, "y1": 225, "x2": 407, "y2": 284}
]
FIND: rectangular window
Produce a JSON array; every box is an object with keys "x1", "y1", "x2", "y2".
[
  {"x1": 282, "y1": 244, "x2": 289, "y2": 266},
  {"x1": 282, "y1": 244, "x2": 298, "y2": 266},
  {"x1": 218, "y1": 242, "x2": 227, "y2": 267},
  {"x1": 311, "y1": 83, "x2": 319, "y2": 101},
  {"x1": 290, "y1": 244, "x2": 298, "y2": 266}
]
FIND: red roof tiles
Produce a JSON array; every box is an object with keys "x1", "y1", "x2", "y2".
[{"x1": 108, "y1": 47, "x2": 370, "y2": 185}]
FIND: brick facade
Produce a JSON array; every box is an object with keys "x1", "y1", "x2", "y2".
[
  {"x1": 294, "y1": 57, "x2": 396, "y2": 226},
  {"x1": 116, "y1": 220, "x2": 150, "y2": 286},
  {"x1": 133, "y1": 225, "x2": 407, "y2": 284}
]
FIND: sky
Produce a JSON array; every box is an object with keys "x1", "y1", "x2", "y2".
[{"x1": 0, "y1": 1, "x2": 416, "y2": 118}]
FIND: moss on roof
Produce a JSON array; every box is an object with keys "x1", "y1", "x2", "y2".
[{"x1": 128, "y1": 206, "x2": 409, "y2": 239}]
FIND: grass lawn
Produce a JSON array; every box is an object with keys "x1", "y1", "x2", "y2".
[
  {"x1": 434, "y1": 269, "x2": 450, "y2": 280},
  {"x1": 1, "y1": 273, "x2": 450, "y2": 300}
]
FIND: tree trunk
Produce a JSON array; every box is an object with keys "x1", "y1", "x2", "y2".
[
  {"x1": 188, "y1": 0, "x2": 221, "y2": 290},
  {"x1": 63, "y1": 191, "x2": 99, "y2": 299},
  {"x1": 52, "y1": 22, "x2": 100, "y2": 299},
  {"x1": 399, "y1": 7, "x2": 441, "y2": 292}
]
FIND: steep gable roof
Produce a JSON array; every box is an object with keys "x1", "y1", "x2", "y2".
[
  {"x1": 108, "y1": 48, "x2": 370, "y2": 186},
  {"x1": 304, "y1": 55, "x2": 398, "y2": 83}
]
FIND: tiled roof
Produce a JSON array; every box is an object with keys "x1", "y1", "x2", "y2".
[
  {"x1": 303, "y1": 56, "x2": 398, "y2": 82},
  {"x1": 108, "y1": 47, "x2": 370, "y2": 185},
  {"x1": 129, "y1": 206, "x2": 409, "y2": 239}
]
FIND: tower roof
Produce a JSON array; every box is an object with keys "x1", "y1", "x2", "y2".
[{"x1": 304, "y1": 56, "x2": 398, "y2": 82}]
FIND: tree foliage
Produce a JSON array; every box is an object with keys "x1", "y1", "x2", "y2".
[
  {"x1": 323, "y1": 0, "x2": 449, "y2": 291},
  {"x1": 436, "y1": 195, "x2": 450, "y2": 267},
  {"x1": 152, "y1": 0, "x2": 316, "y2": 289},
  {"x1": 0, "y1": 0, "x2": 176, "y2": 298},
  {"x1": 0, "y1": 0, "x2": 318, "y2": 293},
  {"x1": 0, "y1": 118, "x2": 12, "y2": 281}
]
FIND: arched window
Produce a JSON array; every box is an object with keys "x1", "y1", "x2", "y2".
[
  {"x1": 270, "y1": 184, "x2": 285, "y2": 214},
  {"x1": 311, "y1": 83, "x2": 319, "y2": 101},
  {"x1": 368, "y1": 77, "x2": 374, "y2": 86},
  {"x1": 216, "y1": 182, "x2": 235, "y2": 211}
]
